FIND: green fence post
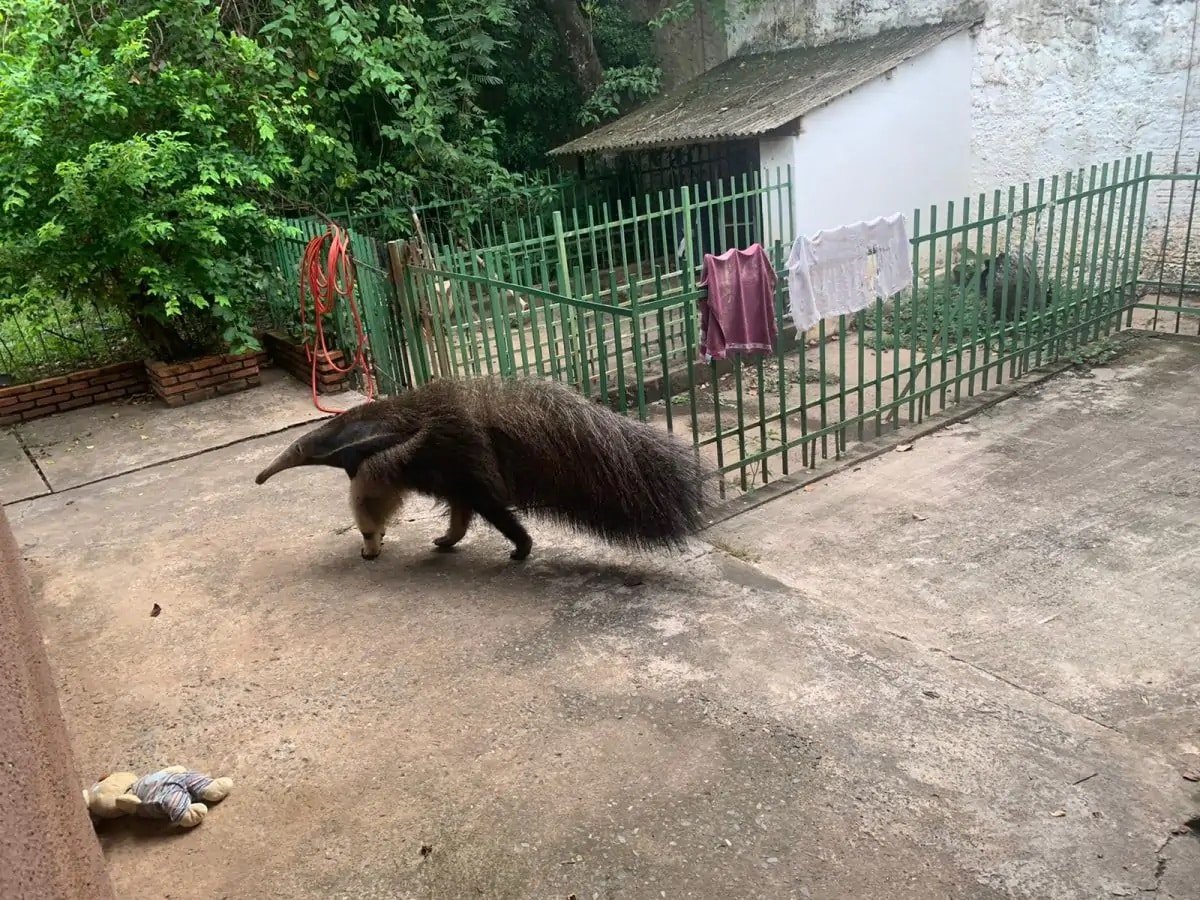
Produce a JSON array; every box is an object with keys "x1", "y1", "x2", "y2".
[
  {"x1": 1127, "y1": 152, "x2": 1152, "y2": 327},
  {"x1": 628, "y1": 279, "x2": 648, "y2": 421},
  {"x1": 552, "y1": 211, "x2": 582, "y2": 386}
]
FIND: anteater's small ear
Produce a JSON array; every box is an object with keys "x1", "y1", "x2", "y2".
[{"x1": 255, "y1": 418, "x2": 416, "y2": 483}]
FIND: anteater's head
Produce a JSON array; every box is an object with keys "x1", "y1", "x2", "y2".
[{"x1": 255, "y1": 411, "x2": 410, "y2": 483}]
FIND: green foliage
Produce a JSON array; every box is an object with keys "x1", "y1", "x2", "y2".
[
  {"x1": 648, "y1": 0, "x2": 696, "y2": 30},
  {"x1": 0, "y1": 296, "x2": 142, "y2": 382},
  {"x1": 579, "y1": 1, "x2": 661, "y2": 126},
  {"x1": 0, "y1": 0, "x2": 670, "y2": 367},
  {"x1": 252, "y1": 0, "x2": 515, "y2": 209},
  {"x1": 485, "y1": 0, "x2": 658, "y2": 171},
  {"x1": 870, "y1": 276, "x2": 991, "y2": 355},
  {"x1": 0, "y1": 0, "x2": 303, "y2": 359},
  {"x1": 578, "y1": 65, "x2": 661, "y2": 127},
  {"x1": 1068, "y1": 336, "x2": 1124, "y2": 370},
  {"x1": 484, "y1": 0, "x2": 581, "y2": 172}
]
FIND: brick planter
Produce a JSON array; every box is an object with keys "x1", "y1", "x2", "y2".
[
  {"x1": 261, "y1": 330, "x2": 349, "y2": 394},
  {"x1": 0, "y1": 362, "x2": 147, "y2": 427},
  {"x1": 145, "y1": 351, "x2": 261, "y2": 408}
]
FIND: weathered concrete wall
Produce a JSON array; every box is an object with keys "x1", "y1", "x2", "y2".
[
  {"x1": 0, "y1": 508, "x2": 114, "y2": 899},
  {"x1": 1143, "y1": 156, "x2": 1200, "y2": 291},
  {"x1": 727, "y1": 0, "x2": 1200, "y2": 200},
  {"x1": 627, "y1": 0, "x2": 729, "y2": 90}
]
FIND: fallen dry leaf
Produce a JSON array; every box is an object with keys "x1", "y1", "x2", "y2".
[
  {"x1": 1050, "y1": 809, "x2": 1066, "y2": 818},
  {"x1": 1182, "y1": 770, "x2": 1200, "y2": 782},
  {"x1": 150, "y1": 603, "x2": 162, "y2": 618},
  {"x1": 895, "y1": 443, "x2": 913, "y2": 453}
]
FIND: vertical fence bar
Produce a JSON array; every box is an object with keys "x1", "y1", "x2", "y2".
[
  {"x1": 552, "y1": 212, "x2": 581, "y2": 386},
  {"x1": 921, "y1": 204, "x2": 939, "y2": 418},
  {"x1": 967, "y1": 192, "x2": 986, "y2": 395},
  {"x1": 1057, "y1": 170, "x2": 1084, "y2": 360},
  {"x1": 628, "y1": 280, "x2": 648, "y2": 421},
  {"x1": 773, "y1": 242, "x2": 791, "y2": 475},
  {"x1": 836, "y1": 310, "x2": 847, "y2": 454},
  {"x1": 940, "y1": 200, "x2": 956, "y2": 407},
  {"x1": 951, "y1": 196, "x2": 971, "y2": 402},
  {"x1": 1174, "y1": 152, "x2": 1200, "y2": 333},
  {"x1": 1032, "y1": 176, "x2": 1052, "y2": 370},
  {"x1": 1051, "y1": 171, "x2": 1073, "y2": 361},
  {"x1": 1083, "y1": 164, "x2": 1108, "y2": 345},
  {"x1": 609, "y1": 272, "x2": 629, "y2": 412},
  {"x1": 1113, "y1": 157, "x2": 1139, "y2": 333},
  {"x1": 1011, "y1": 182, "x2": 1030, "y2": 380},
  {"x1": 906, "y1": 207, "x2": 922, "y2": 424},
  {"x1": 1071, "y1": 166, "x2": 1100, "y2": 354},
  {"x1": 733, "y1": 359, "x2": 749, "y2": 490},
  {"x1": 590, "y1": 270, "x2": 611, "y2": 401},
  {"x1": 1127, "y1": 152, "x2": 1153, "y2": 328},
  {"x1": 1095, "y1": 159, "x2": 1124, "y2": 339}
]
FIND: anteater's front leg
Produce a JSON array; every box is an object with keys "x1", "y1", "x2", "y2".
[
  {"x1": 433, "y1": 503, "x2": 474, "y2": 551},
  {"x1": 350, "y1": 478, "x2": 406, "y2": 560}
]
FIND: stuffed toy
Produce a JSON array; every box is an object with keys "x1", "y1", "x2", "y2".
[{"x1": 83, "y1": 765, "x2": 233, "y2": 828}]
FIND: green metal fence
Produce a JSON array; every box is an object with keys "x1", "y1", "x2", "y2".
[
  {"x1": 393, "y1": 167, "x2": 792, "y2": 391},
  {"x1": 261, "y1": 217, "x2": 415, "y2": 395},
  {"x1": 0, "y1": 298, "x2": 144, "y2": 384},
  {"x1": 372, "y1": 153, "x2": 1182, "y2": 497},
  {"x1": 250, "y1": 151, "x2": 1200, "y2": 499}
]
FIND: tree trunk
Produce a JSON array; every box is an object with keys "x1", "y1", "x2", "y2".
[
  {"x1": 133, "y1": 311, "x2": 193, "y2": 363},
  {"x1": 542, "y1": 0, "x2": 604, "y2": 97}
]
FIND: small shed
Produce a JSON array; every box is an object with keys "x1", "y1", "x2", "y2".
[{"x1": 551, "y1": 21, "x2": 977, "y2": 251}]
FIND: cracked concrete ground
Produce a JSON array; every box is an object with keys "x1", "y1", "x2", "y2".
[{"x1": 3, "y1": 337, "x2": 1198, "y2": 899}]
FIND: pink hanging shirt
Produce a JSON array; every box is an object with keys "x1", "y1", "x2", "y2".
[{"x1": 698, "y1": 243, "x2": 778, "y2": 361}]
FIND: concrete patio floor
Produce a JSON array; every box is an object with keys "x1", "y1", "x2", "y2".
[{"x1": 3, "y1": 337, "x2": 1198, "y2": 899}]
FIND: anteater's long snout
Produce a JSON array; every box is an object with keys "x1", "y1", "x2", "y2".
[{"x1": 255, "y1": 440, "x2": 309, "y2": 485}]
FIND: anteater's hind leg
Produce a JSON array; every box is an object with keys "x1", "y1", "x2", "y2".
[
  {"x1": 350, "y1": 478, "x2": 406, "y2": 560},
  {"x1": 433, "y1": 503, "x2": 474, "y2": 551},
  {"x1": 470, "y1": 495, "x2": 533, "y2": 561}
]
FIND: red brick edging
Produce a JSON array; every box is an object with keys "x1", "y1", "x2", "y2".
[
  {"x1": 0, "y1": 361, "x2": 146, "y2": 427},
  {"x1": 261, "y1": 330, "x2": 349, "y2": 394},
  {"x1": 145, "y1": 351, "x2": 261, "y2": 408}
]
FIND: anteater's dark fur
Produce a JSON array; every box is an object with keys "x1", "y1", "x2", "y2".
[{"x1": 255, "y1": 376, "x2": 710, "y2": 561}]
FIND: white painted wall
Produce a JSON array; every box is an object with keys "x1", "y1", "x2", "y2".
[
  {"x1": 758, "y1": 134, "x2": 796, "y2": 249},
  {"x1": 728, "y1": 0, "x2": 1200, "y2": 210},
  {"x1": 778, "y1": 31, "x2": 973, "y2": 240}
]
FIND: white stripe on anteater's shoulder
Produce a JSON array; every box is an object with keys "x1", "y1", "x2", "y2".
[{"x1": 255, "y1": 376, "x2": 711, "y2": 561}]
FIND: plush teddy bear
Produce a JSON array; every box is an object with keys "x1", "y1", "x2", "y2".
[{"x1": 83, "y1": 765, "x2": 233, "y2": 828}]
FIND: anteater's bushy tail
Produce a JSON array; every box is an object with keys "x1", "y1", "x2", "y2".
[{"x1": 480, "y1": 378, "x2": 709, "y2": 549}]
